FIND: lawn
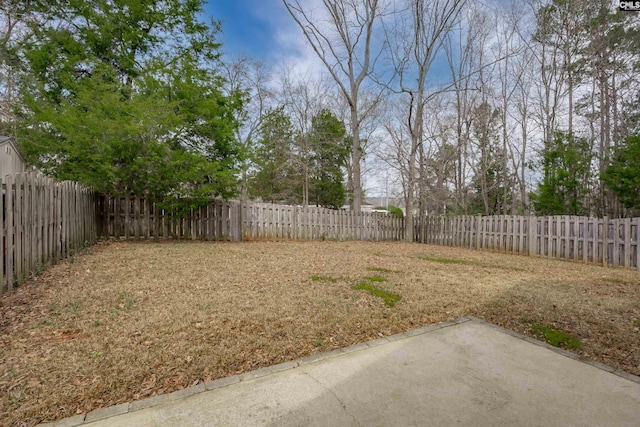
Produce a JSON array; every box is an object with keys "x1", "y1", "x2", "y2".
[{"x1": 1, "y1": 240, "x2": 639, "y2": 426}]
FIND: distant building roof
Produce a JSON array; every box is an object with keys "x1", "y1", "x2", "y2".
[
  {"x1": 0, "y1": 136, "x2": 27, "y2": 179},
  {"x1": 0, "y1": 136, "x2": 25, "y2": 163},
  {"x1": 365, "y1": 197, "x2": 404, "y2": 207}
]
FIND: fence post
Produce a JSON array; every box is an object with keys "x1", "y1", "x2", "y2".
[
  {"x1": 14, "y1": 174, "x2": 23, "y2": 283},
  {"x1": 5, "y1": 175, "x2": 14, "y2": 290},
  {"x1": 0, "y1": 177, "x2": 4, "y2": 294},
  {"x1": 613, "y1": 218, "x2": 620, "y2": 267},
  {"x1": 124, "y1": 196, "x2": 130, "y2": 240},
  {"x1": 603, "y1": 216, "x2": 609, "y2": 267},
  {"x1": 471, "y1": 215, "x2": 476, "y2": 248},
  {"x1": 144, "y1": 197, "x2": 150, "y2": 240},
  {"x1": 572, "y1": 216, "x2": 578, "y2": 261},
  {"x1": 526, "y1": 215, "x2": 533, "y2": 256},
  {"x1": 516, "y1": 216, "x2": 522, "y2": 254},
  {"x1": 636, "y1": 218, "x2": 640, "y2": 271},
  {"x1": 625, "y1": 217, "x2": 631, "y2": 268},
  {"x1": 578, "y1": 216, "x2": 584, "y2": 262},
  {"x1": 234, "y1": 201, "x2": 242, "y2": 242},
  {"x1": 134, "y1": 197, "x2": 140, "y2": 239}
]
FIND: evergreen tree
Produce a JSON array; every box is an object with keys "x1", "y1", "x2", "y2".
[
  {"x1": 308, "y1": 110, "x2": 349, "y2": 209},
  {"x1": 532, "y1": 132, "x2": 592, "y2": 215},
  {"x1": 11, "y1": 0, "x2": 242, "y2": 200},
  {"x1": 603, "y1": 136, "x2": 640, "y2": 214},
  {"x1": 249, "y1": 107, "x2": 301, "y2": 204}
]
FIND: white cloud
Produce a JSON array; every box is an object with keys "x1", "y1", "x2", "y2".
[{"x1": 243, "y1": 0, "x2": 326, "y2": 80}]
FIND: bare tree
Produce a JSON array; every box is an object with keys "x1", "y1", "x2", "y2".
[
  {"x1": 386, "y1": 0, "x2": 466, "y2": 241},
  {"x1": 282, "y1": 0, "x2": 386, "y2": 212},
  {"x1": 0, "y1": 0, "x2": 35, "y2": 132},
  {"x1": 327, "y1": 84, "x2": 382, "y2": 201},
  {"x1": 581, "y1": 1, "x2": 639, "y2": 216},
  {"x1": 530, "y1": 0, "x2": 569, "y2": 154},
  {"x1": 508, "y1": 43, "x2": 536, "y2": 213},
  {"x1": 276, "y1": 68, "x2": 330, "y2": 205},
  {"x1": 494, "y1": 8, "x2": 529, "y2": 214},
  {"x1": 380, "y1": 97, "x2": 411, "y2": 210},
  {"x1": 420, "y1": 96, "x2": 457, "y2": 217},
  {"x1": 222, "y1": 57, "x2": 274, "y2": 201},
  {"x1": 443, "y1": 6, "x2": 489, "y2": 214}
]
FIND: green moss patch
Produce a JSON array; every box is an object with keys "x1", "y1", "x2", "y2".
[
  {"x1": 600, "y1": 277, "x2": 624, "y2": 284},
  {"x1": 366, "y1": 267, "x2": 397, "y2": 273},
  {"x1": 530, "y1": 323, "x2": 580, "y2": 349},
  {"x1": 418, "y1": 256, "x2": 527, "y2": 271},
  {"x1": 363, "y1": 275, "x2": 388, "y2": 282},
  {"x1": 352, "y1": 281, "x2": 401, "y2": 307},
  {"x1": 310, "y1": 275, "x2": 339, "y2": 283}
]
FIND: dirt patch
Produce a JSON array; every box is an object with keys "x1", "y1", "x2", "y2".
[{"x1": 1, "y1": 240, "x2": 639, "y2": 426}]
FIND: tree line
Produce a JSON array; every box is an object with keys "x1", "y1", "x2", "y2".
[
  {"x1": 280, "y1": 0, "x2": 640, "y2": 233},
  {"x1": 1, "y1": 1, "x2": 640, "y2": 234}
]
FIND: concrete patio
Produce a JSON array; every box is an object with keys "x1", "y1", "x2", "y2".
[{"x1": 42, "y1": 317, "x2": 640, "y2": 427}]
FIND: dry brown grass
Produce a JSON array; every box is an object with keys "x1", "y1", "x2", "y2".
[{"x1": 1, "y1": 240, "x2": 639, "y2": 426}]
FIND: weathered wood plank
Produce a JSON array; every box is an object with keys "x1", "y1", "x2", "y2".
[
  {"x1": 5, "y1": 175, "x2": 14, "y2": 290},
  {"x1": 635, "y1": 218, "x2": 640, "y2": 271},
  {"x1": 0, "y1": 178, "x2": 4, "y2": 294},
  {"x1": 624, "y1": 218, "x2": 631, "y2": 268},
  {"x1": 14, "y1": 173, "x2": 23, "y2": 282}
]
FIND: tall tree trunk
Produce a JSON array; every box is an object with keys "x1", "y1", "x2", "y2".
[{"x1": 351, "y1": 105, "x2": 362, "y2": 211}]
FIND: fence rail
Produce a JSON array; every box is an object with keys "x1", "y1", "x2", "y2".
[{"x1": 1, "y1": 172, "x2": 97, "y2": 295}]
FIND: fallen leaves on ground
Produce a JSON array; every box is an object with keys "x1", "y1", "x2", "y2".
[{"x1": 1, "y1": 240, "x2": 639, "y2": 426}]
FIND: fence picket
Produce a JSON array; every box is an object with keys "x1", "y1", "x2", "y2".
[
  {"x1": 635, "y1": 218, "x2": 640, "y2": 271},
  {"x1": 0, "y1": 177, "x2": 4, "y2": 293}
]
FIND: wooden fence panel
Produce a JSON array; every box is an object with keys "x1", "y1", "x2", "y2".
[
  {"x1": 100, "y1": 198, "x2": 408, "y2": 244},
  {"x1": 1, "y1": 172, "x2": 97, "y2": 295}
]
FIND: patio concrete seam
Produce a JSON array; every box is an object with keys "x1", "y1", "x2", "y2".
[{"x1": 300, "y1": 371, "x2": 362, "y2": 427}]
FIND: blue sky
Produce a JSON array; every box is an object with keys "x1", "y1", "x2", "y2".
[
  {"x1": 204, "y1": 0, "x2": 294, "y2": 60},
  {"x1": 202, "y1": 0, "x2": 457, "y2": 85},
  {"x1": 203, "y1": 0, "x2": 328, "y2": 85}
]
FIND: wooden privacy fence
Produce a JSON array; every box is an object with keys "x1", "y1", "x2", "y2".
[
  {"x1": 1, "y1": 172, "x2": 98, "y2": 295},
  {"x1": 97, "y1": 197, "x2": 242, "y2": 241},
  {"x1": 416, "y1": 215, "x2": 640, "y2": 270},
  {"x1": 242, "y1": 202, "x2": 404, "y2": 241},
  {"x1": 99, "y1": 197, "x2": 405, "y2": 242}
]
